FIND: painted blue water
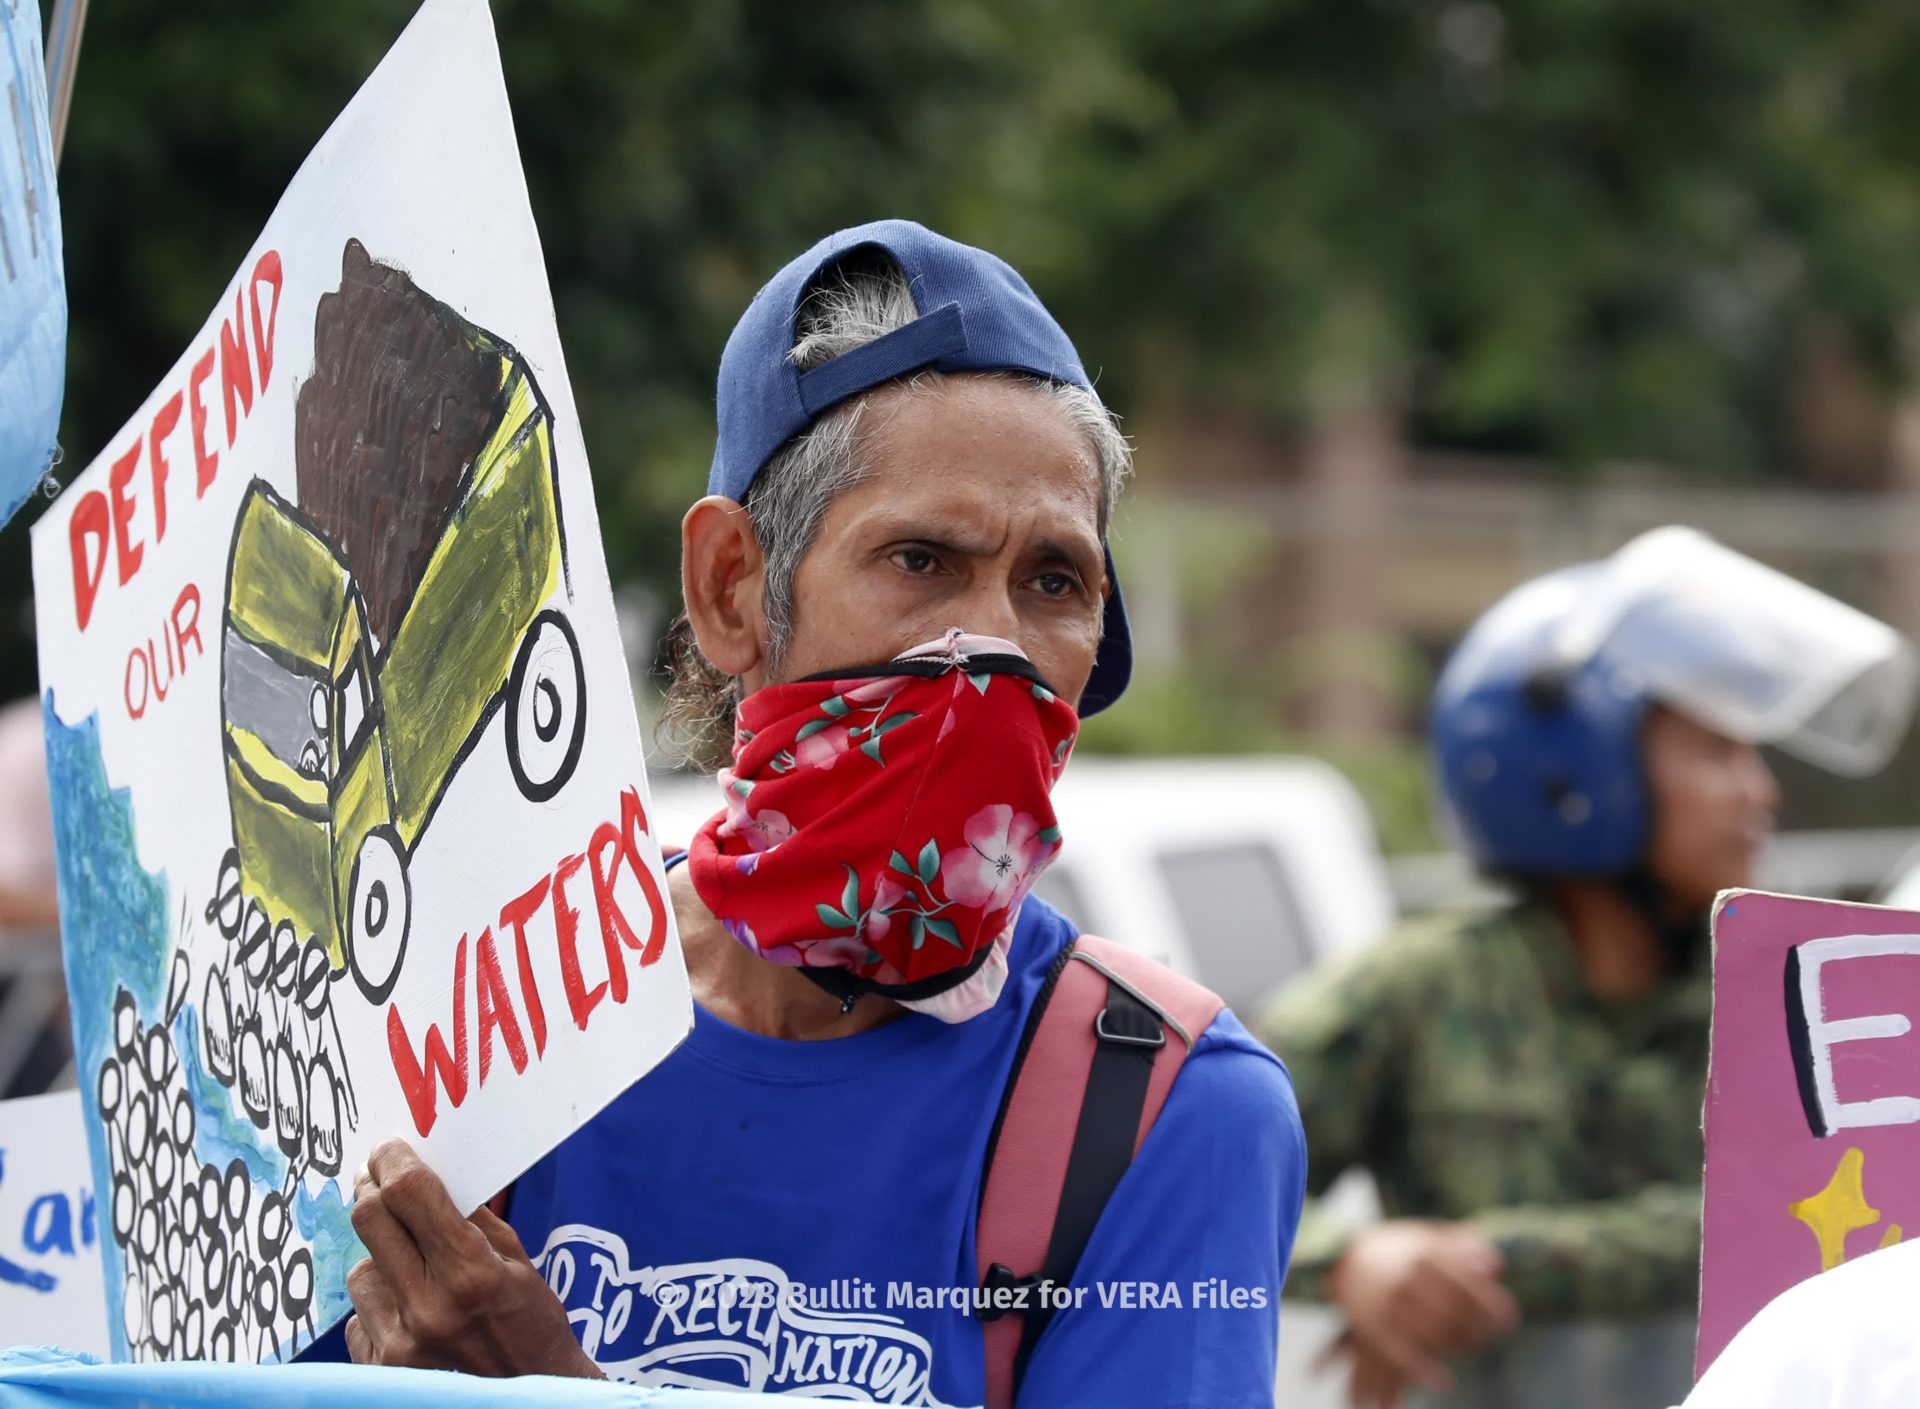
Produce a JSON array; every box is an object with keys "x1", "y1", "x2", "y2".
[
  {"x1": 43, "y1": 694, "x2": 168, "y2": 1360},
  {"x1": 43, "y1": 697, "x2": 367, "y2": 1362},
  {"x1": 291, "y1": 1178, "x2": 358, "y2": 1338},
  {"x1": 175, "y1": 1006, "x2": 284, "y2": 1190}
]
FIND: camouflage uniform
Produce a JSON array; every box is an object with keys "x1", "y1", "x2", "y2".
[{"x1": 1262, "y1": 899, "x2": 1708, "y2": 1406}]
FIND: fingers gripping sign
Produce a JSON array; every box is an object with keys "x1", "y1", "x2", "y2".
[{"x1": 344, "y1": 1139, "x2": 599, "y2": 1377}]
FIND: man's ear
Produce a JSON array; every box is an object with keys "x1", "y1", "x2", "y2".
[{"x1": 681, "y1": 497, "x2": 767, "y2": 680}]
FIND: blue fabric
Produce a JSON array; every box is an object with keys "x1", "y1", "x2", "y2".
[
  {"x1": 0, "y1": 0, "x2": 65, "y2": 528},
  {"x1": 707, "y1": 219, "x2": 1131, "y2": 716},
  {"x1": 0, "y1": 1345, "x2": 788, "y2": 1407},
  {"x1": 496, "y1": 895, "x2": 1305, "y2": 1408}
]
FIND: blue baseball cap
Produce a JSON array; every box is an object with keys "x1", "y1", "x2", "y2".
[{"x1": 707, "y1": 219, "x2": 1132, "y2": 716}]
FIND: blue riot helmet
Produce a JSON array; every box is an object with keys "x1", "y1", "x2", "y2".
[{"x1": 1433, "y1": 526, "x2": 1918, "y2": 877}]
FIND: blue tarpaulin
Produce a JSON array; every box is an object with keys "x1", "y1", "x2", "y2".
[
  {"x1": 0, "y1": 1348, "x2": 800, "y2": 1408},
  {"x1": 0, "y1": 0, "x2": 65, "y2": 528}
]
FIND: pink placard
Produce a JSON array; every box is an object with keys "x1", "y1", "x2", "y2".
[{"x1": 1700, "y1": 888, "x2": 1920, "y2": 1375}]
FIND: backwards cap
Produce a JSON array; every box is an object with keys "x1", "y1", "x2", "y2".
[{"x1": 707, "y1": 219, "x2": 1131, "y2": 716}]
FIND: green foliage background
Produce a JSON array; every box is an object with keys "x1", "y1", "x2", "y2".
[{"x1": 13, "y1": 1, "x2": 1920, "y2": 849}]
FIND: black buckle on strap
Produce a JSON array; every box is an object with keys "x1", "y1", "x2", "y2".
[
  {"x1": 1094, "y1": 1000, "x2": 1166, "y2": 1050},
  {"x1": 977, "y1": 1262, "x2": 1044, "y2": 1323}
]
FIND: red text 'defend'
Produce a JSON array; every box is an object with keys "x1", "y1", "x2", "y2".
[{"x1": 69, "y1": 251, "x2": 282, "y2": 633}]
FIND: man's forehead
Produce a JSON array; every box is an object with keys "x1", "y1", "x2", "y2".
[
  {"x1": 1647, "y1": 702, "x2": 1746, "y2": 750},
  {"x1": 861, "y1": 382, "x2": 1098, "y2": 476},
  {"x1": 845, "y1": 495, "x2": 1102, "y2": 553},
  {"x1": 845, "y1": 443, "x2": 1101, "y2": 522}
]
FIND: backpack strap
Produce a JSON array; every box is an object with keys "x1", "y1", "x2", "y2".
[{"x1": 974, "y1": 935, "x2": 1226, "y2": 1409}]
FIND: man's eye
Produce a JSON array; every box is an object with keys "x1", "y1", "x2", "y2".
[
  {"x1": 892, "y1": 548, "x2": 938, "y2": 575},
  {"x1": 1034, "y1": 572, "x2": 1076, "y2": 598}
]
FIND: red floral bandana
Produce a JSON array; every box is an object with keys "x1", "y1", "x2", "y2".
[{"x1": 687, "y1": 632, "x2": 1079, "y2": 1012}]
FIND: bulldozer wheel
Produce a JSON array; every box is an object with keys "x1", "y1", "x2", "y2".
[
  {"x1": 347, "y1": 826, "x2": 410, "y2": 1005},
  {"x1": 506, "y1": 608, "x2": 586, "y2": 802}
]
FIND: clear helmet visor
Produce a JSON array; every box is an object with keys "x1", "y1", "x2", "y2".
[{"x1": 1552, "y1": 526, "x2": 1918, "y2": 775}]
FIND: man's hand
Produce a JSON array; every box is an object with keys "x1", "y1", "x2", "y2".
[
  {"x1": 1327, "y1": 1219, "x2": 1519, "y2": 1401},
  {"x1": 1347, "y1": 1338, "x2": 1415, "y2": 1409},
  {"x1": 344, "y1": 1138, "x2": 599, "y2": 1378}
]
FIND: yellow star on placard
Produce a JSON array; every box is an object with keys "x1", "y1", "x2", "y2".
[{"x1": 1790, "y1": 1147, "x2": 1882, "y2": 1272}]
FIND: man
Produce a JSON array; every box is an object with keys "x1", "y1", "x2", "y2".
[
  {"x1": 331, "y1": 221, "x2": 1307, "y2": 1407},
  {"x1": 1261, "y1": 527, "x2": 1915, "y2": 1409}
]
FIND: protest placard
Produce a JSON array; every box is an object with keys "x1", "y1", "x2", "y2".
[
  {"x1": 1, "y1": 0, "x2": 65, "y2": 525},
  {"x1": 0, "y1": 1090, "x2": 109, "y2": 1357},
  {"x1": 1699, "y1": 889, "x2": 1920, "y2": 1374},
  {"x1": 29, "y1": 0, "x2": 690, "y2": 1363}
]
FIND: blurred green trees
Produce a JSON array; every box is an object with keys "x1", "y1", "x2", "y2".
[
  {"x1": 11, "y1": 0, "x2": 1920, "y2": 835},
  {"x1": 1030, "y1": 1, "x2": 1920, "y2": 467}
]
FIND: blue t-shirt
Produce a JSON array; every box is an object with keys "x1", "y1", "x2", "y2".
[{"x1": 504, "y1": 893, "x2": 1307, "y2": 1407}]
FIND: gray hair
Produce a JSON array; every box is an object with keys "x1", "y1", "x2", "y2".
[{"x1": 660, "y1": 252, "x2": 1132, "y2": 769}]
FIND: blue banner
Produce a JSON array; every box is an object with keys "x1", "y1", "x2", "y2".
[
  {"x1": 0, "y1": 0, "x2": 64, "y2": 529},
  {"x1": 0, "y1": 1348, "x2": 804, "y2": 1408}
]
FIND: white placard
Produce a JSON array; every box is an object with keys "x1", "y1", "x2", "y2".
[
  {"x1": 30, "y1": 0, "x2": 690, "y2": 1363},
  {"x1": 0, "y1": 1090, "x2": 110, "y2": 1358}
]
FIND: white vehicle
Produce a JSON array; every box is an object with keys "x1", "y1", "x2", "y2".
[
  {"x1": 650, "y1": 754, "x2": 1394, "y2": 1408},
  {"x1": 1878, "y1": 840, "x2": 1920, "y2": 912}
]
